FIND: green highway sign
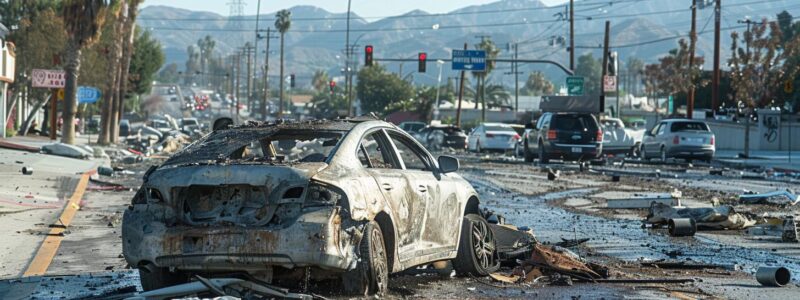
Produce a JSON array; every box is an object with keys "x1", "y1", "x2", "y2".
[{"x1": 566, "y1": 76, "x2": 584, "y2": 96}]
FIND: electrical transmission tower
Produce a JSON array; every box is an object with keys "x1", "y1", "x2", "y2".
[{"x1": 227, "y1": 0, "x2": 246, "y2": 29}]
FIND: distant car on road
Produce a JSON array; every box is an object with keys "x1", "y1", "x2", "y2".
[
  {"x1": 467, "y1": 123, "x2": 520, "y2": 153},
  {"x1": 398, "y1": 121, "x2": 426, "y2": 134},
  {"x1": 522, "y1": 112, "x2": 602, "y2": 163},
  {"x1": 640, "y1": 119, "x2": 715, "y2": 162},
  {"x1": 600, "y1": 117, "x2": 645, "y2": 156},
  {"x1": 414, "y1": 125, "x2": 468, "y2": 151},
  {"x1": 119, "y1": 119, "x2": 130, "y2": 137}
]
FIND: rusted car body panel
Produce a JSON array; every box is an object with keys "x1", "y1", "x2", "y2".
[{"x1": 123, "y1": 120, "x2": 479, "y2": 277}]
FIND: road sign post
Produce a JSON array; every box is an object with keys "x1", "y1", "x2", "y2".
[
  {"x1": 603, "y1": 75, "x2": 616, "y2": 93},
  {"x1": 566, "y1": 76, "x2": 584, "y2": 96},
  {"x1": 452, "y1": 50, "x2": 486, "y2": 71},
  {"x1": 78, "y1": 86, "x2": 101, "y2": 104},
  {"x1": 31, "y1": 69, "x2": 65, "y2": 140}
]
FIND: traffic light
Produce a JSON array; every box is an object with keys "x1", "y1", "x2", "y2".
[
  {"x1": 418, "y1": 52, "x2": 427, "y2": 73},
  {"x1": 290, "y1": 74, "x2": 296, "y2": 88},
  {"x1": 365, "y1": 45, "x2": 374, "y2": 66},
  {"x1": 329, "y1": 80, "x2": 336, "y2": 94},
  {"x1": 607, "y1": 51, "x2": 617, "y2": 76}
]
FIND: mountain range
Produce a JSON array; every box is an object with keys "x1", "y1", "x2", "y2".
[{"x1": 137, "y1": 0, "x2": 798, "y2": 87}]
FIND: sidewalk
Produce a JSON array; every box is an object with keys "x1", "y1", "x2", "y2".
[{"x1": 715, "y1": 150, "x2": 800, "y2": 171}]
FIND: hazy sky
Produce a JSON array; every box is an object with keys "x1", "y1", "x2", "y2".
[{"x1": 142, "y1": 0, "x2": 571, "y2": 18}]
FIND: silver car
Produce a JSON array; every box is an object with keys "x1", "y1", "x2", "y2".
[
  {"x1": 122, "y1": 119, "x2": 497, "y2": 296},
  {"x1": 640, "y1": 119, "x2": 715, "y2": 162},
  {"x1": 467, "y1": 123, "x2": 520, "y2": 153}
]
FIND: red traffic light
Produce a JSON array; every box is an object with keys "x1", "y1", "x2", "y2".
[
  {"x1": 365, "y1": 45, "x2": 374, "y2": 66},
  {"x1": 418, "y1": 52, "x2": 427, "y2": 72},
  {"x1": 329, "y1": 80, "x2": 336, "y2": 93}
]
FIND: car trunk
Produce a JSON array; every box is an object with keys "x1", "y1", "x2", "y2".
[
  {"x1": 551, "y1": 115, "x2": 599, "y2": 144},
  {"x1": 146, "y1": 164, "x2": 325, "y2": 227},
  {"x1": 485, "y1": 131, "x2": 517, "y2": 143},
  {"x1": 674, "y1": 130, "x2": 713, "y2": 146}
]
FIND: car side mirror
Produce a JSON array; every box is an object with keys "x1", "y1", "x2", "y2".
[{"x1": 438, "y1": 155, "x2": 459, "y2": 173}]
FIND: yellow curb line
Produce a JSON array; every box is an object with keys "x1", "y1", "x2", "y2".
[{"x1": 23, "y1": 170, "x2": 96, "y2": 277}]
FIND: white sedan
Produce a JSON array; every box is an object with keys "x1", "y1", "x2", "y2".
[{"x1": 467, "y1": 123, "x2": 521, "y2": 153}]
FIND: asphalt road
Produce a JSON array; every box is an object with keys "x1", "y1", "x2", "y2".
[{"x1": 1, "y1": 143, "x2": 799, "y2": 299}]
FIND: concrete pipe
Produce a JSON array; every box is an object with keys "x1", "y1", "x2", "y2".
[
  {"x1": 756, "y1": 266, "x2": 791, "y2": 287},
  {"x1": 21, "y1": 167, "x2": 33, "y2": 175},
  {"x1": 668, "y1": 218, "x2": 697, "y2": 237}
]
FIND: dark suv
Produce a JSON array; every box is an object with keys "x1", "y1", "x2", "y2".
[{"x1": 522, "y1": 112, "x2": 603, "y2": 163}]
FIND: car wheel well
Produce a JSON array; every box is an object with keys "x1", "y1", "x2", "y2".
[
  {"x1": 373, "y1": 212, "x2": 395, "y2": 273},
  {"x1": 464, "y1": 196, "x2": 480, "y2": 216},
  {"x1": 213, "y1": 118, "x2": 233, "y2": 131}
]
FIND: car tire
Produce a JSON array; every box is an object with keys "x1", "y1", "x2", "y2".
[
  {"x1": 523, "y1": 141, "x2": 534, "y2": 163},
  {"x1": 476, "y1": 142, "x2": 483, "y2": 153},
  {"x1": 660, "y1": 146, "x2": 667, "y2": 162},
  {"x1": 538, "y1": 141, "x2": 549, "y2": 164},
  {"x1": 452, "y1": 214, "x2": 498, "y2": 276},
  {"x1": 138, "y1": 266, "x2": 187, "y2": 291},
  {"x1": 342, "y1": 221, "x2": 389, "y2": 296}
]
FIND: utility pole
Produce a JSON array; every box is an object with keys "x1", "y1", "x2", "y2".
[
  {"x1": 235, "y1": 51, "x2": 241, "y2": 117},
  {"x1": 254, "y1": 0, "x2": 261, "y2": 87},
  {"x1": 569, "y1": 0, "x2": 575, "y2": 71},
  {"x1": 688, "y1": 0, "x2": 697, "y2": 119},
  {"x1": 712, "y1": 0, "x2": 721, "y2": 113},
  {"x1": 238, "y1": 44, "x2": 255, "y2": 112},
  {"x1": 737, "y1": 17, "x2": 765, "y2": 158},
  {"x1": 260, "y1": 27, "x2": 277, "y2": 120},
  {"x1": 601, "y1": 21, "x2": 610, "y2": 114},
  {"x1": 345, "y1": 0, "x2": 352, "y2": 116},
  {"x1": 456, "y1": 43, "x2": 467, "y2": 127},
  {"x1": 515, "y1": 43, "x2": 520, "y2": 112}
]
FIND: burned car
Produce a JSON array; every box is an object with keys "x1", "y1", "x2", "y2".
[{"x1": 123, "y1": 119, "x2": 497, "y2": 295}]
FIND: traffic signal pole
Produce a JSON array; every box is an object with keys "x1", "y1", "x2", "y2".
[
  {"x1": 601, "y1": 21, "x2": 610, "y2": 114},
  {"x1": 569, "y1": 0, "x2": 575, "y2": 71},
  {"x1": 688, "y1": 0, "x2": 697, "y2": 119},
  {"x1": 456, "y1": 43, "x2": 467, "y2": 127},
  {"x1": 712, "y1": 0, "x2": 721, "y2": 113}
]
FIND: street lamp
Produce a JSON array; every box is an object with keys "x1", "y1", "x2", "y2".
[{"x1": 434, "y1": 59, "x2": 445, "y2": 120}]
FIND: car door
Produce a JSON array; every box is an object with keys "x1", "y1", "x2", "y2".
[
  {"x1": 385, "y1": 130, "x2": 459, "y2": 257},
  {"x1": 643, "y1": 123, "x2": 661, "y2": 156},
  {"x1": 358, "y1": 130, "x2": 423, "y2": 251},
  {"x1": 469, "y1": 125, "x2": 483, "y2": 151}
]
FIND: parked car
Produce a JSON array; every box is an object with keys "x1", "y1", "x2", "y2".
[
  {"x1": 467, "y1": 123, "x2": 520, "y2": 153},
  {"x1": 123, "y1": 120, "x2": 498, "y2": 295},
  {"x1": 119, "y1": 119, "x2": 130, "y2": 137},
  {"x1": 522, "y1": 112, "x2": 602, "y2": 163},
  {"x1": 510, "y1": 124, "x2": 529, "y2": 158},
  {"x1": 147, "y1": 119, "x2": 174, "y2": 134},
  {"x1": 600, "y1": 117, "x2": 645, "y2": 156},
  {"x1": 640, "y1": 119, "x2": 715, "y2": 162},
  {"x1": 178, "y1": 117, "x2": 201, "y2": 134},
  {"x1": 414, "y1": 125, "x2": 468, "y2": 151},
  {"x1": 398, "y1": 121, "x2": 426, "y2": 134}
]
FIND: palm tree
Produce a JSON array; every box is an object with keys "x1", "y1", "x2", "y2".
[
  {"x1": 197, "y1": 35, "x2": 216, "y2": 87},
  {"x1": 98, "y1": 0, "x2": 124, "y2": 145},
  {"x1": 312, "y1": 70, "x2": 329, "y2": 93},
  {"x1": 113, "y1": 0, "x2": 143, "y2": 143},
  {"x1": 274, "y1": 9, "x2": 291, "y2": 118},
  {"x1": 472, "y1": 38, "x2": 500, "y2": 121},
  {"x1": 63, "y1": 0, "x2": 109, "y2": 145},
  {"x1": 484, "y1": 84, "x2": 511, "y2": 108}
]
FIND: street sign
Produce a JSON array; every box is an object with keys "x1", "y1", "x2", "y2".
[
  {"x1": 452, "y1": 50, "x2": 486, "y2": 71},
  {"x1": 56, "y1": 88, "x2": 65, "y2": 100},
  {"x1": 31, "y1": 69, "x2": 65, "y2": 88},
  {"x1": 78, "y1": 86, "x2": 101, "y2": 103},
  {"x1": 566, "y1": 76, "x2": 584, "y2": 96},
  {"x1": 785, "y1": 80, "x2": 794, "y2": 94},
  {"x1": 603, "y1": 75, "x2": 616, "y2": 92}
]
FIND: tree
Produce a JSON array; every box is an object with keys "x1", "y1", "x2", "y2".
[
  {"x1": 197, "y1": 35, "x2": 215, "y2": 86},
  {"x1": 309, "y1": 85, "x2": 348, "y2": 119},
  {"x1": 275, "y1": 9, "x2": 291, "y2": 117},
  {"x1": 729, "y1": 19, "x2": 800, "y2": 156},
  {"x1": 62, "y1": 0, "x2": 109, "y2": 145},
  {"x1": 97, "y1": 1, "x2": 123, "y2": 145},
  {"x1": 575, "y1": 53, "x2": 602, "y2": 96},
  {"x1": 524, "y1": 71, "x2": 554, "y2": 96},
  {"x1": 113, "y1": 0, "x2": 143, "y2": 143},
  {"x1": 625, "y1": 57, "x2": 644, "y2": 96},
  {"x1": 184, "y1": 45, "x2": 200, "y2": 85},
  {"x1": 356, "y1": 65, "x2": 414, "y2": 115},
  {"x1": 157, "y1": 63, "x2": 180, "y2": 84},
  {"x1": 657, "y1": 39, "x2": 706, "y2": 102},
  {"x1": 128, "y1": 28, "x2": 165, "y2": 98},
  {"x1": 472, "y1": 38, "x2": 500, "y2": 121},
  {"x1": 311, "y1": 70, "x2": 330, "y2": 93}
]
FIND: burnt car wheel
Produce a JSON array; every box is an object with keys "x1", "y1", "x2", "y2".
[
  {"x1": 523, "y1": 140, "x2": 535, "y2": 163},
  {"x1": 342, "y1": 221, "x2": 388, "y2": 296},
  {"x1": 138, "y1": 266, "x2": 187, "y2": 291},
  {"x1": 453, "y1": 214, "x2": 498, "y2": 276}
]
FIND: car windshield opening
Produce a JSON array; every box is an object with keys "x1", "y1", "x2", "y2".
[
  {"x1": 485, "y1": 126, "x2": 514, "y2": 132},
  {"x1": 163, "y1": 129, "x2": 344, "y2": 166}
]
